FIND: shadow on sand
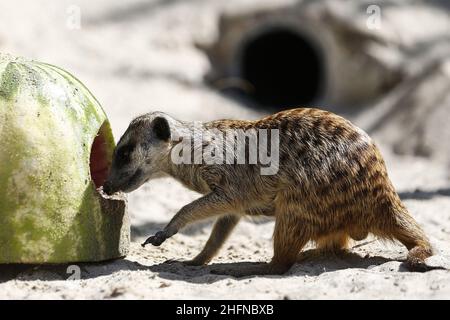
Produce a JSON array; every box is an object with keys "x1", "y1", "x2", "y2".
[
  {"x1": 0, "y1": 250, "x2": 402, "y2": 284},
  {"x1": 147, "y1": 250, "x2": 405, "y2": 283},
  {"x1": 0, "y1": 258, "x2": 148, "y2": 283},
  {"x1": 399, "y1": 188, "x2": 450, "y2": 200}
]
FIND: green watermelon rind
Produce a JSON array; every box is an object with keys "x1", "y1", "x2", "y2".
[{"x1": 0, "y1": 53, "x2": 129, "y2": 264}]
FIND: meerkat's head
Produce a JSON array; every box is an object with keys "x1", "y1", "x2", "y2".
[{"x1": 103, "y1": 112, "x2": 173, "y2": 195}]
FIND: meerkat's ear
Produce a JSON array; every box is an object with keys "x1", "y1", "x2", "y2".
[{"x1": 151, "y1": 116, "x2": 171, "y2": 142}]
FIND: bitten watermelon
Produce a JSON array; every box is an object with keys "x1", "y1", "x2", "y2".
[{"x1": 0, "y1": 53, "x2": 129, "y2": 263}]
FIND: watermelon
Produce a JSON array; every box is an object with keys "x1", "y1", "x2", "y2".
[{"x1": 0, "y1": 53, "x2": 129, "y2": 263}]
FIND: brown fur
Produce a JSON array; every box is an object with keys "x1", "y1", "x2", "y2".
[{"x1": 105, "y1": 108, "x2": 434, "y2": 276}]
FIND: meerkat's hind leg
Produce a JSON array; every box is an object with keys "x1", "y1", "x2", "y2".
[
  {"x1": 185, "y1": 206, "x2": 273, "y2": 266},
  {"x1": 210, "y1": 208, "x2": 309, "y2": 277},
  {"x1": 181, "y1": 215, "x2": 240, "y2": 266}
]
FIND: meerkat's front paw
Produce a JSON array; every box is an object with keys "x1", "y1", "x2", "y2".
[{"x1": 141, "y1": 231, "x2": 168, "y2": 247}]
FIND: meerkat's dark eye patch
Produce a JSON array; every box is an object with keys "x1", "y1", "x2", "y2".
[
  {"x1": 152, "y1": 117, "x2": 171, "y2": 142},
  {"x1": 115, "y1": 144, "x2": 135, "y2": 166}
]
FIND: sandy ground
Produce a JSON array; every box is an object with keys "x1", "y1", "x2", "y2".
[{"x1": 1, "y1": 0, "x2": 450, "y2": 299}]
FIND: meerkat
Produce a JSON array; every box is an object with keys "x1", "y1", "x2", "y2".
[{"x1": 103, "y1": 108, "x2": 435, "y2": 276}]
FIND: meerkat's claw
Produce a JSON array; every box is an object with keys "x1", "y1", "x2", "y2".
[
  {"x1": 141, "y1": 238, "x2": 152, "y2": 247},
  {"x1": 142, "y1": 231, "x2": 168, "y2": 247}
]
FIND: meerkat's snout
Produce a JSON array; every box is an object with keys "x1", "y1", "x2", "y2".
[
  {"x1": 103, "y1": 135, "x2": 147, "y2": 195},
  {"x1": 103, "y1": 141, "x2": 146, "y2": 195},
  {"x1": 103, "y1": 168, "x2": 144, "y2": 195},
  {"x1": 102, "y1": 180, "x2": 115, "y2": 195}
]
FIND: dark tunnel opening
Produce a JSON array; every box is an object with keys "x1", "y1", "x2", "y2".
[{"x1": 238, "y1": 28, "x2": 324, "y2": 109}]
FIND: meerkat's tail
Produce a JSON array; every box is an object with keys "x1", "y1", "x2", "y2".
[
  {"x1": 388, "y1": 207, "x2": 442, "y2": 271},
  {"x1": 393, "y1": 213, "x2": 432, "y2": 271}
]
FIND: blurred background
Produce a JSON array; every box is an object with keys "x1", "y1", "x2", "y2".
[{"x1": 0, "y1": 0, "x2": 449, "y2": 226}]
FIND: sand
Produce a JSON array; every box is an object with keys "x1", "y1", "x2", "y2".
[{"x1": 0, "y1": 0, "x2": 449, "y2": 299}]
